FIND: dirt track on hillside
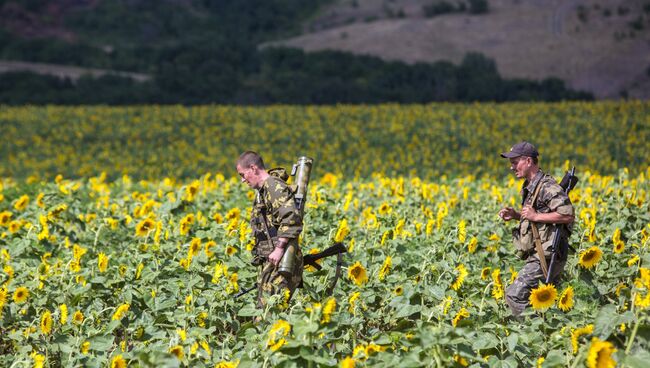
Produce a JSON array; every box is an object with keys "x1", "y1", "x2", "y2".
[{"x1": 0, "y1": 60, "x2": 151, "y2": 82}]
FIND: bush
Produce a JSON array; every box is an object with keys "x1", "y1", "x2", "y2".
[
  {"x1": 423, "y1": 1, "x2": 458, "y2": 17},
  {"x1": 467, "y1": 0, "x2": 488, "y2": 14}
]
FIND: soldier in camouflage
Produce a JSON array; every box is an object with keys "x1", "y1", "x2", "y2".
[
  {"x1": 236, "y1": 151, "x2": 303, "y2": 308},
  {"x1": 498, "y1": 142, "x2": 575, "y2": 316}
]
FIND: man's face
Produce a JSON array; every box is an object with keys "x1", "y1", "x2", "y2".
[
  {"x1": 237, "y1": 164, "x2": 259, "y2": 189},
  {"x1": 509, "y1": 156, "x2": 530, "y2": 178}
]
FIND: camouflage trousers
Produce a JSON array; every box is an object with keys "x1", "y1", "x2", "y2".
[
  {"x1": 256, "y1": 244, "x2": 303, "y2": 309},
  {"x1": 505, "y1": 255, "x2": 566, "y2": 316}
]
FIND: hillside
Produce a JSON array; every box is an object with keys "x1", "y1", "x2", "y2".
[
  {"x1": 0, "y1": 0, "x2": 608, "y2": 103},
  {"x1": 271, "y1": 0, "x2": 650, "y2": 99}
]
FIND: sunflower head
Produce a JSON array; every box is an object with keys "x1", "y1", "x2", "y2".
[
  {"x1": 529, "y1": 284, "x2": 557, "y2": 310},
  {"x1": 579, "y1": 246, "x2": 603, "y2": 269},
  {"x1": 111, "y1": 355, "x2": 126, "y2": 368},
  {"x1": 394, "y1": 285, "x2": 404, "y2": 296},
  {"x1": 348, "y1": 262, "x2": 368, "y2": 286},
  {"x1": 558, "y1": 286, "x2": 575, "y2": 312},
  {"x1": 135, "y1": 218, "x2": 155, "y2": 237},
  {"x1": 13, "y1": 286, "x2": 29, "y2": 303},
  {"x1": 169, "y1": 345, "x2": 184, "y2": 360},
  {"x1": 586, "y1": 337, "x2": 616, "y2": 368}
]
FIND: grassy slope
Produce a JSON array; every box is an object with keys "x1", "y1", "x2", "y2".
[{"x1": 269, "y1": 0, "x2": 650, "y2": 99}]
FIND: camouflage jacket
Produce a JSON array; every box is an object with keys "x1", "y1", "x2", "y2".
[
  {"x1": 251, "y1": 175, "x2": 303, "y2": 241},
  {"x1": 513, "y1": 171, "x2": 574, "y2": 258}
]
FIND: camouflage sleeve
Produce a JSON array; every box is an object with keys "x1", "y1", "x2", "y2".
[
  {"x1": 267, "y1": 177, "x2": 303, "y2": 239},
  {"x1": 540, "y1": 181, "x2": 574, "y2": 216}
]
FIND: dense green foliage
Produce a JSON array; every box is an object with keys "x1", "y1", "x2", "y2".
[{"x1": 0, "y1": 0, "x2": 591, "y2": 104}]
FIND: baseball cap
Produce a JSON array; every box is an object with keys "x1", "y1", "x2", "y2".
[{"x1": 500, "y1": 141, "x2": 539, "y2": 158}]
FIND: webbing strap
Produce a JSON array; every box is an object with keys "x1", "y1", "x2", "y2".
[{"x1": 529, "y1": 181, "x2": 549, "y2": 280}]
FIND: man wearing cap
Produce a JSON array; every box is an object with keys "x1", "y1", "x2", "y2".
[{"x1": 498, "y1": 141, "x2": 574, "y2": 316}]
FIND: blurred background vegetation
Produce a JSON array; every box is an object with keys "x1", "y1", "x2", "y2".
[{"x1": 0, "y1": 0, "x2": 594, "y2": 104}]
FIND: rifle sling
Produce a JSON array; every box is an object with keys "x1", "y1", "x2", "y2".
[
  {"x1": 528, "y1": 181, "x2": 549, "y2": 280},
  {"x1": 256, "y1": 191, "x2": 276, "y2": 250}
]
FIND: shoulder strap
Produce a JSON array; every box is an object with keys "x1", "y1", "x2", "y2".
[{"x1": 529, "y1": 180, "x2": 548, "y2": 279}]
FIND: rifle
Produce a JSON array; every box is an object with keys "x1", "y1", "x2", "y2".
[
  {"x1": 303, "y1": 242, "x2": 347, "y2": 271},
  {"x1": 234, "y1": 284, "x2": 258, "y2": 299},
  {"x1": 235, "y1": 242, "x2": 348, "y2": 299},
  {"x1": 545, "y1": 166, "x2": 579, "y2": 284}
]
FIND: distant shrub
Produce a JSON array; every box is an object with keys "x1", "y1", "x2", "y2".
[
  {"x1": 629, "y1": 16, "x2": 644, "y2": 31},
  {"x1": 467, "y1": 0, "x2": 488, "y2": 14},
  {"x1": 423, "y1": 1, "x2": 457, "y2": 17},
  {"x1": 577, "y1": 5, "x2": 589, "y2": 22}
]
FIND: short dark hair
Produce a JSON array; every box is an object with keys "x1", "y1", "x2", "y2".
[{"x1": 237, "y1": 151, "x2": 265, "y2": 169}]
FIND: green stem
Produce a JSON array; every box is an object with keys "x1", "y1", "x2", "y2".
[
  {"x1": 568, "y1": 350, "x2": 584, "y2": 368},
  {"x1": 625, "y1": 315, "x2": 642, "y2": 354}
]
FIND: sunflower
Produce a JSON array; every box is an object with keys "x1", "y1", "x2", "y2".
[
  {"x1": 40, "y1": 310, "x2": 52, "y2": 335},
  {"x1": 586, "y1": 337, "x2": 616, "y2": 368},
  {"x1": 69, "y1": 260, "x2": 81, "y2": 273},
  {"x1": 188, "y1": 237, "x2": 201, "y2": 258},
  {"x1": 365, "y1": 343, "x2": 384, "y2": 355},
  {"x1": 452, "y1": 307, "x2": 470, "y2": 327},
  {"x1": 112, "y1": 303, "x2": 130, "y2": 320},
  {"x1": 13, "y1": 195, "x2": 29, "y2": 211},
  {"x1": 468, "y1": 237, "x2": 478, "y2": 253},
  {"x1": 204, "y1": 240, "x2": 217, "y2": 258},
  {"x1": 578, "y1": 246, "x2": 603, "y2": 269},
  {"x1": 81, "y1": 341, "x2": 90, "y2": 355},
  {"x1": 59, "y1": 304, "x2": 68, "y2": 325},
  {"x1": 348, "y1": 262, "x2": 368, "y2": 286},
  {"x1": 31, "y1": 353, "x2": 45, "y2": 368},
  {"x1": 215, "y1": 362, "x2": 238, "y2": 368},
  {"x1": 340, "y1": 356, "x2": 356, "y2": 368},
  {"x1": 348, "y1": 291, "x2": 361, "y2": 313},
  {"x1": 378, "y1": 203, "x2": 392, "y2": 215},
  {"x1": 491, "y1": 273, "x2": 504, "y2": 300},
  {"x1": 73, "y1": 244, "x2": 87, "y2": 261},
  {"x1": 481, "y1": 267, "x2": 491, "y2": 280},
  {"x1": 8, "y1": 221, "x2": 21, "y2": 233},
  {"x1": 135, "y1": 218, "x2": 155, "y2": 237},
  {"x1": 378, "y1": 256, "x2": 392, "y2": 281},
  {"x1": 612, "y1": 228, "x2": 625, "y2": 254},
  {"x1": 0, "y1": 211, "x2": 12, "y2": 226},
  {"x1": 451, "y1": 264, "x2": 468, "y2": 291},
  {"x1": 169, "y1": 345, "x2": 184, "y2": 360},
  {"x1": 73, "y1": 311, "x2": 84, "y2": 324},
  {"x1": 529, "y1": 284, "x2": 557, "y2": 310},
  {"x1": 97, "y1": 253, "x2": 109, "y2": 273},
  {"x1": 393, "y1": 285, "x2": 404, "y2": 296},
  {"x1": 267, "y1": 319, "x2": 291, "y2": 351},
  {"x1": 558, "y1": 286, "x2": 575, "y2": 312},
  {"x1": 321, "y1": 297, "x2": 337, "y2": 323},
  {"x1": 334, "y1": 219, "x2": 350, "y2": 243},
  {"x1": 212, "y1": 213, "x2": 224, "y2": 224},
  {"x1": 110, "y1": 354, "x2": 127, "y2": 368},
  {"x1": 457, "y1": 219, "x2": 467, "y2": 244},
  {"x1": 613, "y1": 240, "x2": 625, "y2": 254},
  {"x1": 13, "y1": 286, "x2": 29, "y2": 303},
  {"x1": 225, "y1": 246, "x2": 237, "y2": 256}
]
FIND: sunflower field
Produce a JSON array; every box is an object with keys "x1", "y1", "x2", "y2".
[{"x1": 0, "y1": 102, "x2": 649, "y2": 368}]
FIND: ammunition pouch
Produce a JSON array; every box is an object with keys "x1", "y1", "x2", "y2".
[
  {"x1": 251, "y1": 225, "x2": 278, "y2": 267},
  {"x1": 512, "y1": 222, "x2": 534, "y2": 260}
]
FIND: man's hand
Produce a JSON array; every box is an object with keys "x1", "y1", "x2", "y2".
[
  {"x1": 520, "y1": 205, "x2": 538, "y2": 221},
  {"x1": 498, "y1": 207, "x2": 519, "y2": 221},
  {"x1": 268, "y1": 246, "x2": 285, "y2": 266}
]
